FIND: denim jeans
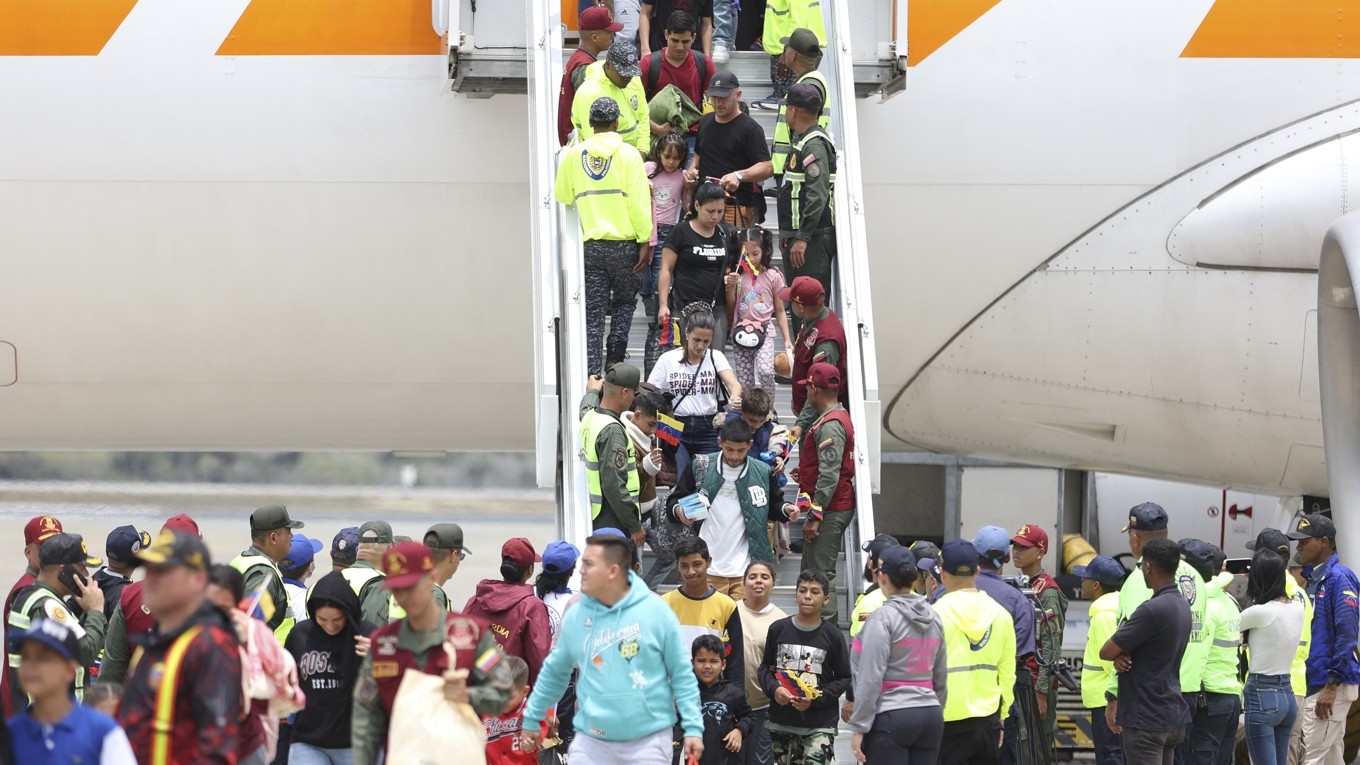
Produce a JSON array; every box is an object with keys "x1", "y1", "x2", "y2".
[
  {"x1": 676, "y1": 414, "x2": 719, "y2": 479},
  {"x1": 712, "y1": 0, "x2": 736, "y2": 49},
  {"x1": 1245, "y1": 674, "x2": 1297, "y2": 765},
  {"x1": 641, "y1": 224, "x2": 671, "y2": 299},
  {"x1": 289, "y1": 743, "x2": 355, "y2": 765}
]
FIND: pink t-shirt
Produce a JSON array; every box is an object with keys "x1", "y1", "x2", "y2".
[
  {"x1": 734, "y1": 265, "x2": 787, "y2": 325},
  {"x1": 645, "y1": 162, "x2": 688, "y2": 245}
]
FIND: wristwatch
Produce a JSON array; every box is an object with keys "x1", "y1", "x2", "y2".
[{"x1": 735, "y1": 171, "x2": 744, "y2": 183}]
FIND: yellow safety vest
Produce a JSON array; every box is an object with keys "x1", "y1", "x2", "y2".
[
  {"x1": 779, "y1": 126, "x2": 837, "y2": 233},
  {"x1": 772, "y1": 70, "x2": 831, "y2": 178},
  {"x1": 337, "y1": 563, "x2": 407, "y2": 623},
  {"x1": 581, "y1": 408, "x2": 640, "y2": 520},
  {"x1": 7, "y1": 587, "x2": 88, "y2": 698},
  {"x1": 1286, "y1": 576, "x2": 1314, "y2": 697},
  {"x1": 228, "y1": 554, "x2": 295, "y2": 643},
  {"x1": 934, "y1": 590, "x2": 1017, "y2": 723}
]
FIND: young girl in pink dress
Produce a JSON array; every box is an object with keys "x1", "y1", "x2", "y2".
[{"x1": 723, "y1": 226, "x2": 793, "y2": 391}]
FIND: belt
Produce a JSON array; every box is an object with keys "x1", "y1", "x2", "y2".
[{"x1": 1247, "y1": 674, "x2": 1292, "y2": 685}]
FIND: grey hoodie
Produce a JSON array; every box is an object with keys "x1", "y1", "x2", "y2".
[{"x1": 846, "y1": 592, "x2": 948, "y2": 733}]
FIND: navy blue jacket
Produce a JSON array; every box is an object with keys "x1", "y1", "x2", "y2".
[{"x1": 1305, "y1": 554, "x2": 1360, "y2": 692}]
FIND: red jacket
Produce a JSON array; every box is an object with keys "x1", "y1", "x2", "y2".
[
  {"x1": 463, "y1": 580, "x2": 552, "y2": 684},
  {"x1": 791, "y1": 309, "x2": 849, "y2": 417},
  {"x1": 797, "y1": 407, "x2": 856, "y2": 512},
  {"x1": 558, "y1": 48, "x2": 598, "y2": 145},
  {"x1": 119, "y1": 601, "x2": 243, "y2": 765}
]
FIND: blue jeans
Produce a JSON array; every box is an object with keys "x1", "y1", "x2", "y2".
[
  {"x1": 641, "y1": 224, "x2": 671, "y2": 299},
  {"x1": 712, "y1": 0, "x2": 736, "y2": 48},
  {"x1": 289, "y1": 743, "x2": 355, "y2": 765},
  {"x1": 676, "y1": 414, "x2": 719, "y2": 479},
  {"x1": 1245, "y1": 674, "x2": 1297, "y2": 765}
]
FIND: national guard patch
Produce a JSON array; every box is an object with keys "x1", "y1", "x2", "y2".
[
  {"x1": 610, "y1": 447, "x2": 629, "y2": 471},
  {"x1": 630, "y1": 95, "x2": 639, "y2": 110},
  {"x1": 372, "y1": 661, "x2": 400, "y2": 679},
  {"x1": 44, "y1": 600, "x2": 69, "y2": 623},
  {"x1": 1177, "y1": 574, "x2": 1198, "y2": 605},
  {"x1": 806, "y1": 157, "x2": 821, "y2": 179},
  {"x1": 582, "y1": 150, "x2": 612, "y2": 181}
]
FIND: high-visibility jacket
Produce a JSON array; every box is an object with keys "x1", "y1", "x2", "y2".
[
  {"x1": 762, "y1": 0, "x2": 827, "y2": 56},
  {"x1": 1286, "y1": 575, "x2": 1314, "y2": 697},
  {"x1": 1112, "y1": 559, "x2": 1208, "y2": 695},
  {"x1": 335, "y1": 562, "x2": 407, "y2": 624},
  {"x1": 849, "y1": 587, "x2": 885, "y2": 638},
  {"x1": 934, "y1": 589, "x2": 1016, "y2": 723},
  {"x1": 229, "y1": 552, "x2": 294, "y2": 640},
  {"x1": 571, "y1": 61, "x2": 651, "y2": 156},
  {"x1": 582, "y1": 407, "x2": 640, "y2": 519},
  {"x1": 555, "y1": 130, "x2": 653, "y2": 244},
  {"x1": 8, "y1": 585, "x2": 95, "y2": 698},
  {"x1": 1202, "y1": 571, "x2": 1243, "y2": 696},
  {"x1": 1081, "y1": 592, "x2": 1119, "y2": 708},
  {"x1": 772, "y1": 69, "x2": 830, "y2": 178}
]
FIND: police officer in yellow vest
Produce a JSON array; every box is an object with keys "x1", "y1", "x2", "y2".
[
  {"x1": 777, "y1": 82, "x2": 837, "y2": 337},
  {"x1": 580, "y1": 363, "x2": 646, "y2": 552},
  {"x1": 229, "y1": 505, "x2": 302, "y2": 639},
  {"x1": 7, "y1": 534, "x2": 107, "y2": 705},
  {"x1": 770, "y1": 29, "x2": 829, "y2": 181}
]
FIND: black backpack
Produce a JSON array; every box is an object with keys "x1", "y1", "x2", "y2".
[{"x1": 644, "y1": 50, "x2": 712, "y2": 98}]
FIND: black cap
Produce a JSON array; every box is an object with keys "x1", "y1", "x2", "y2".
[
  {"x1": 105, "y1": 525, "x2": 153, "y2": 564},
  {"x1": 1122, "y1": 502, "x2": 1168, "y2": 533},
  {"x1": 250, "y1": 505, "x2": 304, "y2": 532},
  {"x1": 861, "y1": 533, "x2": 900, "y2": 561},
  {"x1": 1246, "y1": 528, "x2": 1291, "y2": 558},
  {"x1": 707, "y1": 71, "x2": 739, "y2": 98},
  {"x1": 1287, "y1": 513, "x2": 1336, "y2": 541},
  {"x1": 1178, "y1": 538, "x2": 1219, "y2": 581},
  {"x1": 908, "y1": 540, "x2": 942, "y2": 563},
  {"x1": 135, "y1": 529, "x2": 211, "y2": 571},
  {"x1": 40, "y1": 534, "x2": 102, "y2": 567},
  {"x1": 878, "y1": 546, "x2": 917, "y2": 577},
  {"x1": 941, "y1": 538, "x2": 979, "y2": 576},
  {"x1": 786, "y1": 83, "x2": 823, "y2": 112}
]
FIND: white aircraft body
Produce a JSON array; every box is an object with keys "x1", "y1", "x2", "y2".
[{"x1": 2, "y1": 0, "x2": 1358, "y2": 505}]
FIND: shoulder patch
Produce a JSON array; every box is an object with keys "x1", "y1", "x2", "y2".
[
  {"x1": 610, "y1": 446, "x2": 630, "y2": 471},
  {"x1": 43, "y1": 599, "x2": 70, "y2": 623},
  {"x1": 371, "y1": 661, "x2": 400, "y2": 679},
  {"x1": 818, "y1": 436, "x2": 836, "y2": 451},
  {"x1": 807, "y1": 161, "x2": 821, "y2": 179}
]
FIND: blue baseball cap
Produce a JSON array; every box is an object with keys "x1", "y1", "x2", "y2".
[
  {"x1": 972, "y1": 526, "x2": 1011, "y2": 567},
  {"x1": 593, "y1": 527, "x2": 627, "y2": 539},
  {"x1": 941, "y1": 538, "x2": 979, "y2": 576},
  {"x1": 332, "y1": 527, "x2": 360, "y2": 565},
  {"x1": 1073, "y1": 555, "x2": 1126, "y2": 587},
  {"x1": 8, "y1": 617, "x2": 80, "y2": 663},
  {"x1": 878, "y1": 546, "x2": 917, "y2": 577},
  {"x1": 106, "y1": 525, "x2": 153, "y2": 564},
  {"x1": 543, "y1": 540, "x2": 581, "y2": 574},
  {"x1": 281, "y1": 534, "x2": 324, "y2": 569}
]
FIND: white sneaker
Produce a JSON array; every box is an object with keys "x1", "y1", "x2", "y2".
[{"x1": 712, "y1": 42, "x2": 730, "y2": 64}]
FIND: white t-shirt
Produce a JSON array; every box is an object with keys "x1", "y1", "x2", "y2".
[
  {"x1": 541, "y1": 589, "x2": 574, "y2": 649},
  {"x1": 648, "y1": 348, "x2": 733, "y2": 417},
  {"x1": 1240, "y1": 599, "x2": 1305, "y2": 677},
  {"x1": 701, "y1": 461, "x2": 751, "y2": 577}
]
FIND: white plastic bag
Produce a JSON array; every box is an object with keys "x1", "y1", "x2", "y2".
[{"x1": 386, "y1": 642, "x2": 487, "y2": 765}]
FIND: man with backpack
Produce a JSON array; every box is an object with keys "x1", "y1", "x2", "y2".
[{"x1": 641, "y1": 11, "x2": 713, "y2": 149}]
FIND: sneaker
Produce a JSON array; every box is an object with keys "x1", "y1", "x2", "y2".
[
  {"x1": 751, "y1": 98, "x2": 780, "y2": 111},
  {"x1": 712, "y1": 41, "x2": 730, "y2": 64}
]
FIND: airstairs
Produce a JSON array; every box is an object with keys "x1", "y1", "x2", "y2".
[{"x1": 519, "y1": 0, "x2": 901, "y2": 623}]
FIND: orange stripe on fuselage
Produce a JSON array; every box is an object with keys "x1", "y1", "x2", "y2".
[
  {"x1": 1183, "y1": 0, "x2": 1360, "y2": 58},
  {"x1": 217, "y1": 0, "x2": 440, "y2": 56},
  {"x1": 0, "y1": 0, "x2": 138, "y2": 56},
  {"x1": 908, "y1": 0, "x2": 1003, "y2": 66}
]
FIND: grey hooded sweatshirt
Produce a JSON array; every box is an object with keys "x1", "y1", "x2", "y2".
[{"x1": 846, "y1": 592, "x2": 949, "y2": 733}]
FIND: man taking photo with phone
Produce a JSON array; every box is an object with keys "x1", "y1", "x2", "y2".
[{"x1": 5, "y1": 533, "x2": 107, "y2": 708}]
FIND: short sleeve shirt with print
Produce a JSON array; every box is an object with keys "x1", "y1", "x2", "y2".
[
  {"x1": 733, "y1": 266, "x2": 786, "y2": 326},
  {"x1": 665, "y1": 220, "x2": 728, "y2": 311},
  {"x1": 647, "y1": 348, "x2": 733, "y2": 417}
]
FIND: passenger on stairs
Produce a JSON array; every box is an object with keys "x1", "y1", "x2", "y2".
[
  {"x1": 685, "y1": 72, "x2": 773, "y2": 228},
  {"x1": 663, "y1": 538, "x2": 747, "y2": 685},
  {"x1": 641, "y1": 0, "x2": 714, "y2": 59},
  {"x1": 643, "y1": 134, "x2": 691, "y2": 376},
  {"x1": 776, "y1": 83, "x2": 835, "y2": 318},
  {"x1": 668, "y1": 418, "x2": 796, "y2": 600},
  {"x1": 557, "y1": 96, "x2": 653, "y2": 376},
  {"x1": 656, "y1": 183, "x2": 733, "y2": 362},
  {"x1": 789, "y1": 362, "x2": 855, "y2": 623},
  {"x1": 738, "y1": 561, "x2": 787, "y2": 765},
  {"x1": 580, "y1": 364, "x2": 649, "y2": 551},
  {"x1": 779, "y1": 277, "x2": 847, "y2": 433},
  {"x1": 641, "y1": 12, "x2": 713, "y2": 149},
  {"x1": 573, "y1": 41, "x2": 653, "y2": 157},
  {"x1": 559, "y1": 7, "x2": 622, "y2": 146},
  {"x1": 758, "y1": 0, "x2": 825, "y2": 104},
  {"x1": 723, "y1": 226, "x2": 791, "y2": 391},
  {"x1": 648, "y1": 309, "x2": 743, "y2": 478},
  {"x1": 768, "y1": 30, "x2": 829, "y2": 179}
]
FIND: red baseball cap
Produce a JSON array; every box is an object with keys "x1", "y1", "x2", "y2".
[
  {"x1": 24, "y1": 516, "x2": 63, "y2": 546},
  {"x1": 807, "y1": 362, "x2": 841, "y2": 390},
  {"x1": 382, "y1": 541, "x2": 435, "y2": 590},
  {"x1": 1010, "y1": 524, "x2": 1049, "y2": 553},
  {"x1": 776, "y1": 275, "x2": 826, "y2": 307},
  {"x1": 580, "y1": 6, "x2": 624, "y2": 32},
  {"x1": 162, "y1": 514, "x2": 202, "y2": 539},
  {"x1": 502, "y1": 537, "x2": 542, "y2": 568}
]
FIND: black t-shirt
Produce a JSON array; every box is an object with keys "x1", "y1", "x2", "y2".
[
  {"x1": 695, "y1": 112, "x2": 771, "y2": 207},
  {"x1": 735, "y1": 0, "x2": 766, "y2": 51},
  {"x1": 1111, "y1": 584, "x2": 1192, "y2": 731},
  {"x1": 644, "y1": 0, "x2": 714, "y2": 53},
  {"x1": 664, "y1": 220, "x2": 729, "y2": 311}
]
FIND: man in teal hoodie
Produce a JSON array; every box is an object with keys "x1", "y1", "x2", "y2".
[{"x1": 521, "y1": 534, "x2": 704, "y2": 764}]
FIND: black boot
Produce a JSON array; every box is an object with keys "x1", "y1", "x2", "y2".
[{"x1": 606, "y1": 338, "x2": 628, "y2": 368}]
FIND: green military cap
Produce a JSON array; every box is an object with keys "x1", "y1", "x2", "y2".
[
  {"x1": 250, "y1": 505, "x2": 304, "y2": 532},
  {"x1": 605, "y1": 362, "x2": 641, "y2": 391},
  {"x1": 426, "y1": 523, "x2": 471, "y2": 554},
  {"x1": 781, "y1": 28, "x2": 821, "y2": 58},
  {"x1": 393, "y1": 535, "x2": 412, "y2": 544},
  {"x1": 358, "y1": 520, "x2": 394, "y2": 544}
]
